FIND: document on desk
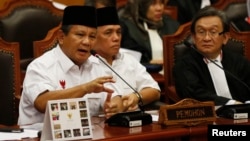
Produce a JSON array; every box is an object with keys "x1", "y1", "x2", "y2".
[{"x1": 0, "y1": 129, "x2": 38, "y2": 140}]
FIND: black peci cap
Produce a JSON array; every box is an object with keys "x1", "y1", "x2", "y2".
[
  {"x1": 96, "y1": 6, "x2": 120, "y2": 26},
  {"x1": 62, "y1": 6, "x2": 97, "y2": 28}
]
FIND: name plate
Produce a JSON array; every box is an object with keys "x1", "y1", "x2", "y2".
[{"x1": 158, "y1": 98, "x2": 216, "y2": 126}]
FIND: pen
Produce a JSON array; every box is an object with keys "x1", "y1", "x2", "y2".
[{"x1": 0, "y1": 128, "x2": 24, "y2": 133}]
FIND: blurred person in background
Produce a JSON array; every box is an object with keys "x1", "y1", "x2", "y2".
[
  {"x1": 119, "y1": 0, "x2": 180, "y2": 73},
  {"x1": 84, "y1": 0, "x2": 116, "y2": 8},
  {"x1": 246, "y1": 0, "x2": 250, "y2": 24},
  {"x1": 168, "y1": 0, "x2": 218, "y2": 25}
]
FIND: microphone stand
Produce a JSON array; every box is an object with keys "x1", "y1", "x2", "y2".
[
  {"x1": 90, "y1": 50, "x2": 152, "y2": 127},
  {"x1": 182, "y1": 41, "x2": 250, "y2": 119},
  {"x1": 90, "y1": 50, "x2": 144, "y2": 112}
]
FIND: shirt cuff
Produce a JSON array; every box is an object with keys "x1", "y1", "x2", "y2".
[
  {"x1": 245, "y1": 100, "x2": 250, "y2": 104},
  {"x1": 226, "y1": 100, "x2": 236, "y2": 105}
]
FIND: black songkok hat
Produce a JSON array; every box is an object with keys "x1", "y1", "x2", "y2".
[
  {"x1": 96, "y1": 7, "x2": 120, "y2": 26},
  {"x1": 62, "y1": 6, "x2": 97, "y2": 28}
]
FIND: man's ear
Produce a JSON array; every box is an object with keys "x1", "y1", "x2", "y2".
[{"x1": 57, "y1": 29, "x2": 65, "y2": 45}]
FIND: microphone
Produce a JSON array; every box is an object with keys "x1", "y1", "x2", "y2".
[
  {"x1": 183, "y1": 40, "x2": 250, "y2": 93},
  {"x1": 184, "y1": 40, "x2": 250, "y2": 118},
  {"x1": 184, "y1": 40, "x2": 224, "y2": 68},
  {"x1": 90, "y1": 50, "x2": 152, "y2": 127},
  {"x1": 90, "y1": 50, "x2": 144, "y2": 111}
]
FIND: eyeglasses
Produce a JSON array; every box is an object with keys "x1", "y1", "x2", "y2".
[{"x1": 195, "y1": 30, "x2": 224, "y2": 38}]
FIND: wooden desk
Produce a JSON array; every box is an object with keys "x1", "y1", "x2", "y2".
[
  {"x1": 1, "y1": 117, "x2": 250, "y2": 141},
  {"x1": 0, "y1": 117, "x2": 189, "y2": 141}
]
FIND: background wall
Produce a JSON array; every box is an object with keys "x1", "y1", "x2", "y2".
[
  {"x1": 0, "y1": 0, "x2": 7, "y2": 8},
  {"x1": 53, "y1": 0, "x2": 84, "y2": 5}
]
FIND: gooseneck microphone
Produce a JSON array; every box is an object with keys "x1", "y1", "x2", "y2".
[
  {"x1": 184, "y1": 40, "x2": 250, "y2": 119},
  {"x1": 90, "y1": 50, "x2": 153, "y2": 127},
  {"x1": 183, "y1": 40, "x2": 250, "y2": 93},
  {"x1": 90, "y1": 50, "x2": 144, "y2": 112}
]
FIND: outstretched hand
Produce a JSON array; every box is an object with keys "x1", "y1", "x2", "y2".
[{"x1": 85, "y1": 76, "x2": 115, "y2": 93}]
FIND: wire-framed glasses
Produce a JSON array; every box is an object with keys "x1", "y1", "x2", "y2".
[{"x1": 195, "y1": 30, "x2": 224, "y2": 38}]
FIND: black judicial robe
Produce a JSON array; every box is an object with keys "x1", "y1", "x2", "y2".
[{"x1": 173, "y1": 48, "x2": 250, "y2": 106}]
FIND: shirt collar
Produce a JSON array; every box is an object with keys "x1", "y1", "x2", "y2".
[
  {"x1": 203, "y1": 51, "x2": 223, "y2": 64},
  {"x1": 55, "y1": 45, "x2": 99, "y2": 72},
  {"x1": 97, "y1": 52, "x2": 123, "y2": 64}
]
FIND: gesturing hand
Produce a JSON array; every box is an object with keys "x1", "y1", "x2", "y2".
[
  {"x1": 85, "y1": 76, "x2": 115, "y2": 93},
  {"x1": 104, "y1": 93, "x2": 115, "y2": 118},
  {"x1": 104, "y1": 94, "x2": 124, "y2": 119}
]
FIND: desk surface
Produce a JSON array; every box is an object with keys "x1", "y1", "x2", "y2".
[{"x1": 1, "y1": 117, "x2": 250, "y2": 141}]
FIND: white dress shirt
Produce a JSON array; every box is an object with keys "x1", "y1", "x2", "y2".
[
  {"x1": 201, "y1": 0, "x2": 211, "y2": 8},
  {"x1": 205, "y1": 53, "x2": 236, "y2": 105},
  {"x1": 143, "y1": 22, "x2": 163, "y2": 61},
  {"x1": 97, "y1": 52, "x2": 160, "y2": 96},
  {"x1": 18, "y1": 45, "x2": 121, "y2": 127}
]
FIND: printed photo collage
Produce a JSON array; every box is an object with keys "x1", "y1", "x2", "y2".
[{"x1": 48, "y1": 99, "x2": 93, "y2": 140}]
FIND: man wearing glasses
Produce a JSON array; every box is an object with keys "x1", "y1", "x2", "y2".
[{"x1": 173, "y1": 6, "x2": 250, "y2": 106}]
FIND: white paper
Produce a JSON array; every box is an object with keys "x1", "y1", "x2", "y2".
[
  {"x1": 20, "y1": 122, "x2": 44, "y2": 131},
  {"x1": 0, "y1": 129, "x2": 38, "y2": 140}
]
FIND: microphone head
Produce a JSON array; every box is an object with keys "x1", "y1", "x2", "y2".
[
  {"x1": 184, "y1": 40, "x2": 192, "y2": 48},
  {"x1": 90, "y1": 50, "x2": 97, "y2": 56}
]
